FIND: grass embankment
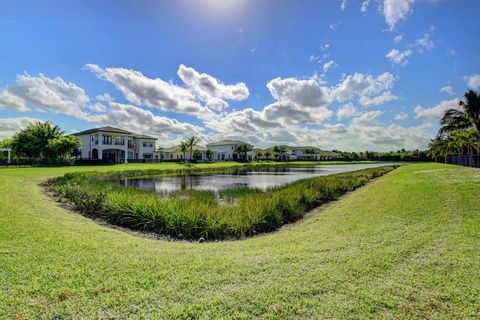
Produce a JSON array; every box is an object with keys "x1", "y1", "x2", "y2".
[
  {"x1": 1, "y1": 162, "x2": 479, "y2": 318},
  {"x1": 52, "y1": 165, "x2": 394, "y2": 240}
]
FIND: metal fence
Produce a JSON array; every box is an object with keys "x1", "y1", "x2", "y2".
[
  {"x1": 435, "y1": 155, "x2": 479, "y2": 168},
  {"x1": 0, "y1": 157, "x2": 74, "y2": 167}
]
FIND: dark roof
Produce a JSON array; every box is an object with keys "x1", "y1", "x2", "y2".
[
  {"x1": 72, "y1": 126, "x2": 157, "y2": 140},
  {"x1": 72, "y1": 126, "x2": 132, "y2": 136},
  {"x1": 132, "y1": 134, "x2": 157, "y2": 140}
]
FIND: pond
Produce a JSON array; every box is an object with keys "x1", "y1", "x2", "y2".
[{"x1": 117, "y1": 163, "x2": 399, "y2": 196}]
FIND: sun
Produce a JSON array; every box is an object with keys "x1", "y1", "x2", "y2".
[{"x1": 202, "y1": 0, "x2": 244, "y2": 12}]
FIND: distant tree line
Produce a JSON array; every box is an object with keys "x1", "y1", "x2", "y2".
[{"x1": 330, "y1": 149, "x2": 429, "y2": 162}]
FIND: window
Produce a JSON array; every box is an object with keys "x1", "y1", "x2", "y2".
[
  {"x1": 91, "y1": 134, "x2": 98, "y2": 145},
  {"x1": 114, "y1": 138, "x2": 125, "y2": 145},
  {"x1": 143, "y1": 153, "x2": 153, "y2": 159},
  {"x1": 143, "y1": 141, "x2": 154, "y2": 148},
  {"x1": 102, "y1": 135, "x2": 112, "y2": 145},
  {"x1": 128, "y1": 140, "x2": 135, "y2": 148}
]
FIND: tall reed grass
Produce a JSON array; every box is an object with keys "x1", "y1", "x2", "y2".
[{"x1": 52, "y1": 166, "x2": 395, "y2": 240}]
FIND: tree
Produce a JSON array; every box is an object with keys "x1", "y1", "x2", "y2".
[
  {"x1": 184, "y1": 136, "x2": 201, "y2": 162},
  {"x1": 192, "y1": 149, "x2": 202, "y2": 161},
  {"x1": 264, "y1": 151, "x2": 271, "y2": 160},
  {"x1": 440, "y1": 89, "x2": 480, "y2": 135},
  {"x1": 256, "y1": 151, "x2": 263, "y2": 161},
  {"x1": 9, "y1": 121, "x2": 80, "y2": 159},
  {"x1": 428, "y1": 135, "x2": 451, "y2": 164},
  {"x1": 46, "y1": 136, "x2": 81, "y2": 159},
  {"x1": 234, "y1": 143, "x2": 253, "y2": 162},
  {"x1": 205, "y1": 149, "x2": 214, "y2": 162},
  {"x1": 177, "y1": 141, "x2": 188, "y2": 160},
  {"x1": 273, "y1": 145, "x2": 287, "y2": 161},
  {"x1": 0, "y1": 138, "x2": 12, "y2": 149}
]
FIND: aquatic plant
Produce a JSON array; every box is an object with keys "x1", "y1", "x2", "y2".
[{"x1": 53, "y1": 166, "x2": 396, "y2": 240}]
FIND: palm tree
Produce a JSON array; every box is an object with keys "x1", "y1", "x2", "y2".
[
  {"x1": 264, "y1": 151, "x2": 271, "y2": 160},
  {"x1": 177, "y1": 141, "x2": 188, "y2": 160},
  {"x1": 273, "y1": 145, "x2": 287, "y2": 161},
  {"x1": 233, "y1": 143, "x2": 253, "y2": 162},
  {"x1": 453, "y1": 129, "x2": 480, "y2": 166},
  {"x1": 440, "y1": 89, "x2": 480, "y2": 135},
  {"x1": 428, "y1": 135, "x2": 451, "y2": 164},
  {"x1": 11, "y1": 121, "x2": 66, "y2": 158},
  {"x1": 184, "y1": 136, "x2": 201, "y2": 162}
]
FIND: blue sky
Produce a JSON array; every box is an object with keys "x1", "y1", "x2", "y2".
[{"x1": 0, "y1": 0, "x2": 479, "y2": 151}]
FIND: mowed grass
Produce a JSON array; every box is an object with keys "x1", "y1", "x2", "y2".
[{"x1": 0, "y1": 162, "x2": 479, "y2": 319}]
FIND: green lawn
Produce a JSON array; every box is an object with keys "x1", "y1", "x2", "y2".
[{"x1": 1, "y1": 162, "x2": 479, "y2": 319}]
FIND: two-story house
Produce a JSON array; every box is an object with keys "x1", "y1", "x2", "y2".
[
  {"x1": 206, "y1": 139, "x2": 253, "y2": 161},
  {"x1": 73, "y1": 126, "x2": 157, "y2": 163}
]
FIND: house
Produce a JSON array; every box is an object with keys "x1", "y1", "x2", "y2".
[
  {"x1": 72, "y1": 126, "x2": 157, "y2": 163},
  {"x1": 155, "y1": 145, "x2": 208, "y2": 161},
  {"x1": 287, "y1": 146, "x2": 321, "y2": 160},
  {"x1": 206, "y1": 139, "x2": 253, "y2": 161},
  {"x1": 255, "y1": 145, "x2": 322, "y2": 161}
]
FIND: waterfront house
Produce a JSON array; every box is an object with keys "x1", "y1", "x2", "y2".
[
  {"x1": 73, "y1": 126, "x2": 157, "y2": 163},
  {"x1": 206, "y1": 139, "x2": 253, "y2": 161},
  {"x1": 155, "y1": 145, "x2": 208, "y2": 161}
]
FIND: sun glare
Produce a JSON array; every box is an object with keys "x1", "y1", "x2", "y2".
[{"x1": 202, "y1": 0, "x2": 244, "y2": 12}]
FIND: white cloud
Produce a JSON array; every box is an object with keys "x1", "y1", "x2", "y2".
[
  {"x1": 361, "y1": 0, "x2": 370, "y2": 13},
  {"x1": 340, "y1": 0, "x2": 347, "y2": 11},
  {"x1": 351, "y1": 110, "x2": 384, "y2": 125},
  {"x1": 310, "y1": 44, "x2": 331, "y2": 63},
  {"x1": 385, "y1": 48, "x2": 412, "y2": 66},
  {"x1": 0, "y1": 90, "x2": 29, "y2": 112},
  {"x1": 337, "y1": 103, "x2": 361, "y2": 120},
  {"x1": 309, "y1": 114, "x2": 432, "y2": 151},
  {"x1": 0, "y1": 73, "x2": 101, "y2": 121},
  {"x1": 394, "y1": 112, "x2": 408, "y2": 120},
  {"x1": 177, "y1": 64, "x2": 249, "y2": 110},
  {"x1": 440, "y1": 85, "x2": 455, "y2": 95},
  {"x1": 394, "y1": 34, "x2": 403, "y2": 43},
  {"x1": 325, "y1": 123, "x2": 348, "y2": 134},
  {"x1": 0, "y1": 63, "x2": 416, "y2": 151},
  {"x1": 329, "y1": 22, "x2": 341, "y2": 30},
  {"x1": 381, "y1": 0, "x2": 415, "y2": 31},
  {"x1": 359, "y1": 91, "x2": 397, "y2": 106},
  {"x1": 465, "y1": 74, "x2": 480, "y2": 89},
  {"x1": 84, "y1": 63, "x2": 206, "y2": 116},
  {"x1": 414, "y1": 98, "x2": 459, "y2": 121},
  {"x1": 203, "y1": 75, "x2": 337, "y2": 143},
  {"x1": 415, "y1": 26, "x2": 435, "y2": 51},
  {"x1": 85, "y1": 63, "x2": 250, "y2": 118},
  {"x1": 267, "y1": 76, "x2": 332, "y2": 109},
  {"x1": 96, "y1": 93, "x2": 114, "y2": 102},
  {"x1": 332, "y1": 72, "x2": 398, "y2": 106},
  {"x1": 0, "y1": 117, "x2": 42, "y2": 139},
  {"x1": 323, "y1": 60, "x2": 338, "y2": 73},
  {"x1": 105, "y1": 102, "x2": 203, "y2": 138}
]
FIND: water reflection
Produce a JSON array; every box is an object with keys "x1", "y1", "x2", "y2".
[{"x1": 119, "y1": 163, "x2": 397, "y2": 196}]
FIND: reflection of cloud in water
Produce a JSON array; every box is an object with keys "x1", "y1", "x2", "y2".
[{"x1": 123, "y1": 163, "x2": 399, "y2": 195}]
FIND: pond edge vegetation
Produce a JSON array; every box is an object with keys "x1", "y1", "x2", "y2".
[{"x1": 48, "y1": 164, "x2": 397, "y2": 241}]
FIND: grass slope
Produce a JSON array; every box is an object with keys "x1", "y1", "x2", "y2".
[{"x1": 1, "y1": 162, "x2": 479, "y2": 319}]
